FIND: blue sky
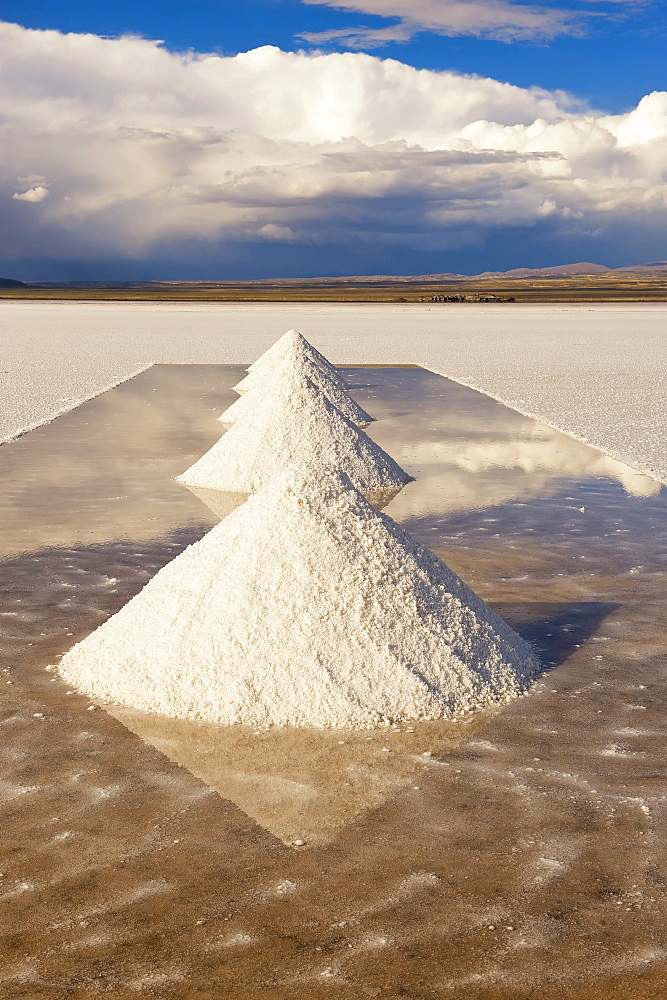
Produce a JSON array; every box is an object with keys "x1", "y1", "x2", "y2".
[
  {"x1": 1, "y1": 1, "x2": 665, "y2": 278},
  {"x1": 4, "y1": 0, "x2": 664, "y2": 111}
]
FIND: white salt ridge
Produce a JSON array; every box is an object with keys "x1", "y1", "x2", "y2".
[
  {"x1": 178, "y1": 368, "x2": 409, "y2": 495},
  {"x1": 235, "y1": 329, "x2": 346, "y2": 394},
  {"x1": 57, "y1": 467, "x2": 540, "y2": 728},
  {"x1": 220, "y1": 354, "x2": 373, "y2": 429}
]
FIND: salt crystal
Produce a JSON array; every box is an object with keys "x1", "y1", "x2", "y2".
[{"x1": 57, "y1": 467, "x2": 540, "y2": 728}]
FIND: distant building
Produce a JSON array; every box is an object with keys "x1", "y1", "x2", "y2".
[{"x1": 421, "y1": 294, "x2": 515, "y2": 303}]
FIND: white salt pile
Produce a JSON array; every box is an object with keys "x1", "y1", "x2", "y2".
[
  {"x1": 220, "y1": 354, "x2": 372, "y2": 428},
  {"x1": 178, "y1": 366, "x2": 410, "y2": 496},
  {"x1": 247, "y1": 328, "x2": 342, "y2": 378},
  {"x1": 57, "y1": 467, "x2": 539, "y2": 727},
  {"x1": 235, "y1": 329, "x2": 345, "y2": 394}
]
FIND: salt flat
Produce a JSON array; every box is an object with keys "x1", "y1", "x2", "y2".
[{"x1": 1, "y1": 300, "x2": 666, "y2": 483}]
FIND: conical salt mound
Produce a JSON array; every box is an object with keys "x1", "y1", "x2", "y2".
[
  {"x1": 235, "y1": 329, "x2": 345, "y2": 393},
  {"x1": 178, "y1": 368, "x2": 410, "y2": 497},
  {"x1": 247, "y1": 329, "x2": 338, "y2": 376},
  {"x1": 57, "y1": 467, "x2": 540, "y2": 728},
  {"x1": 220, "y1": 355, "x2": 373, "y2": 429}
]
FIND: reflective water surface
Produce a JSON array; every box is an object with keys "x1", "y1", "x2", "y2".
[{"x1": 1, "y1": 365, "x2": 666, "y2": 999}]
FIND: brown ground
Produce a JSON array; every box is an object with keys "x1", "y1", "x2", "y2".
[{"x1": 1, "y1": 273, "x2": 666, "y2": 302}]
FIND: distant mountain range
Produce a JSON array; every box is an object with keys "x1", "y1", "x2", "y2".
[
  {"x1": 2, "y1": 261, "x2": 667, "y2": 287},
  {"x1": 463, "y1": 261, "x2": 667, "y2": 281},
  {"x1": 280, "y1": 261, "x2": 667, "y2": 285}
]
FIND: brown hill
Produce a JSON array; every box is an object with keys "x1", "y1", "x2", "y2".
[
  {"x1": 475, "y1": 263, "x2": 610, "y2": 279},
  {"x1": 612, "y1": 261, "x2": 667, "y2": 274}
]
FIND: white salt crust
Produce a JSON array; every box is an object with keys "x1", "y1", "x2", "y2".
[
  {"x1": 220, "y1": 354, "x2": 372, "y2": 429},
  {"x1": 57, "y1": 468, "x2": 540, "y2": 728},
  {"x1": 178, "y1": 368, "x2": 410, "y2": 494}
]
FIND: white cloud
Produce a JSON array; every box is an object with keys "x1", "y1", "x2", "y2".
[
  {"x1": 299, "y1": 0, "x2": 586, "y2": 45},
  {"x1": 298, "y1": 0, "x2": 655, "y2": 46},
  {"x1": 12, "y1": 185, "x2": 49, "y2": 203},
  {"x1": 0, "y1": 21, "x2": 666, "y2": 268},
  {"x1": 255, "y1": 223, "x2": 298, "y2": 241}
]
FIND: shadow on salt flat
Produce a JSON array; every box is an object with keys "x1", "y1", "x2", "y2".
[{"x1": 493, "y1": 600, "x2": 619, "y2": 669}]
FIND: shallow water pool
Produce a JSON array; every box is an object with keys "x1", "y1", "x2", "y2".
[{"x1": 0, "y1": 365, "x2": 665, "y2": 998}]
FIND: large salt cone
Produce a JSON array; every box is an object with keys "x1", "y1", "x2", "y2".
[
  {"x1": 235, "y1": 329, "x2": 345, "y2": 393},
  {"x1": 220, "y1": 355, "x2": 373, "y2": 429},
  {"x1": 57, "y1": 466, "x2": 541, "y2": 728},
  {"x1": 178, "y1": 370, "x2": 410, "y2": 516}
]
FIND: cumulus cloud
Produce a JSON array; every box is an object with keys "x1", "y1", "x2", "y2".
[
  {"x1": 0, "y1": 21, "x2": 666, "y2": 272},
  {"x1": 299, "y1": 0, "x2": 586, "y2": 46},
  {"x1": 12, "y1": 185, "x2": 49, "y2": 203}
]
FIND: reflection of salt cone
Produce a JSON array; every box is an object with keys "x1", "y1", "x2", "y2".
[
  {"x1": 58, "y1": 467, "x2": 539, "y2": 728},
  {"x1": 178, "y1": 369, "x2": 410, "y2": 500},
  {"x1": 180, "y1": 487, "x2": 250, "y2": 521},
  {"x1": 183, "y1": 483, "x2": 404, "y2": 520},
  {"x1": 221, "y1": 355, "x2": 372, "y2": 429}
]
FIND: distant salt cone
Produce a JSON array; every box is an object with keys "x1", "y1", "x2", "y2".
[
  {"x1": 57, "y1": 467, "x2": 541, "y2": 728},
  {"x1": 178, "y1": 369, "x2": 410, "y2": 514},
  {"x1": 235, "y1": 329, "x2": 346, "y2": 393},
  {"x1": 247, "y1": 329, "x2": 338, "y2": 375},
  {"x1": 220, "y1": 355, "x2": 373, "y2": 429}
]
